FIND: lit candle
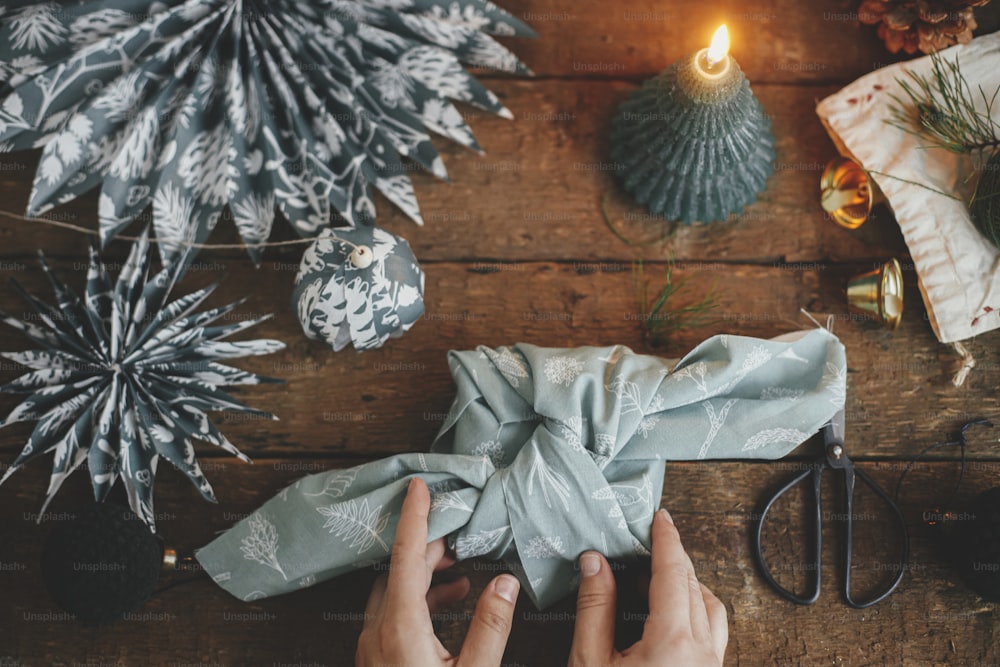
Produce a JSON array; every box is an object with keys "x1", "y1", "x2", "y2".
[
  {"x1": 697, "y1": 25, "x2": 731, "y2": 79},
  {"x1": 610, "y1": 24, "x2": 775, "y2": 224}
]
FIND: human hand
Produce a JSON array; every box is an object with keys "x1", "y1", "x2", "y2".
[
  {"x1": 568, "y1": 509, "x2": 728, "y2": 667},
  {"x1": 356, "y1": 477, "x2": 521, "y2": 667}
]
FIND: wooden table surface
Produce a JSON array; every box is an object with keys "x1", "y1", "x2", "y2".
[{"x1": 3, "y1": 1, "x2": 1000, "y2": 665}]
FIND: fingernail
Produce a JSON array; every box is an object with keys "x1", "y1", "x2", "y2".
[
  {"x1": 658, "y1": 508, "x2": 674, "y2": 525},
  {"x1": 408, "y1": 477, "x2": 416, "y2": 492},
  {"x1": 580, "y1": 552, "x2": 601, "y2": 577},
  {"x1": 495, "y1": 575, "x2": 519, "y2": 604}
]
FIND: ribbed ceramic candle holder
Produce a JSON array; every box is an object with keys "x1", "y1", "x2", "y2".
[{"x1": 611, "y1": 51, "x2": 775, "y2": 223}]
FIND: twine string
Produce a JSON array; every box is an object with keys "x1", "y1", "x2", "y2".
[{"x1": 0, "y1": 208, "x2": 361, "y2": 252}]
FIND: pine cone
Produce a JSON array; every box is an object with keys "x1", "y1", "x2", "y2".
[{"x1": 859, "y1": 0, "x2": 992, "y2": 54}]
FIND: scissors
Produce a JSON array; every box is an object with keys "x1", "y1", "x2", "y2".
[{"x1": 751, "y1": 407, "x2": 909, "y2": 608}]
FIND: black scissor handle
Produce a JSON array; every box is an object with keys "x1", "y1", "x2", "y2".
[
  {"x1": 752, "y1": 465, "x2": 824, "y2": 606},
  {"x1": 843, "y1": 466, "x2": 909, "y2": 608},
  {"x1": 753, "y1": 455, "x2": 911, "y2": 608}
]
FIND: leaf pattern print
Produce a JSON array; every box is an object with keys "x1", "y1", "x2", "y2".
[
  {"x1": 523, "y1": 535, "x2": 565, "y2": 559},
  {"x1": 0, "y1": 0, "x2": 535, "y2": 262},
  {"x1": 294, "y1": 226, "x2": 425, "y2": 351},
  {"x1": 527, "y1": 442, "x2": 571, "y2": 512},
  {"x1": 594, "y1": 433, "x2": 615, "y2": 458},
  {"x1": 455, "y1": 525, "x2": 510, "y2": 559},
  {"x1": 484, "y1": 347, "x2": 529, "y2": 388},
  {"x1": 591, "y1": 473, "x2": 654, "y2": 526},
  {"x1": 304, "y1": 469, "x2": 359, "y2": 499},
  {"x1": 317, "y1": 498, "x2": 390, "y2": 555},
  {"x1": 697, "y1": 399, "x2": 739, "y2": 460},
  {"x1": 672, "y1": 361, "x2": 709, "y2": 396},
  {"x1": 760, "y1": 387, "x2": 805, "y2": 401},
  {"x1": 430, "y1": 490, "x2": 474, "y2": 513},
  {"x1": 607, "y1": 376, "x2": 644, "y2": 416},
  {"x1": 544, "y1": 356, "x2": 584, "y2": 386},
  {"x1": 473, "y1": 439, "x2": 506, "y2": 468},
  {"x1": 240, "y1": 513, "x2": 288, "y2": 580},
  {"x1": 9, "y1": 5, "x2": 66, "y2": 52},
  {"x1": 743, "y1": 428, "x2": 810, "y2": 453},
  {"x1": 558, "y1": 416, "x2": 585, "y2": 452},
  {"x1": 636, "y1": 395, "x2": 665, "y2": 439}
]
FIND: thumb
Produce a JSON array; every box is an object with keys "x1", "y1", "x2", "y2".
[
  {"x1": 569, "y1": 552, "x2": 617, "y2": 665},
  {"x1": 457, "y1": 574, "x2": 519, "y2": 667}
]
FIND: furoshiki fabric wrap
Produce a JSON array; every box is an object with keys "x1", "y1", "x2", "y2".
[{"x1": 196, "y1": 329, "x2": 846, "y2": 608}]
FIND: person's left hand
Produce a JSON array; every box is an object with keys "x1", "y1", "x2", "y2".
[{"x1": 356, "y1": 477, "x2": 521, "y2": 667}]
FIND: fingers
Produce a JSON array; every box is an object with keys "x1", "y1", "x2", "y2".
[
  {"x1": 647, "y1": 509, "x2": 695, "y2": 634},
  {"x1": 457, "y1": 574, "x2": 519, "y2": 667},
  {"x1": 701, "y1": 583, "x2": 729, "y2": 663},
  {"x1": 426, "y1": 576, "x2": 471, "y2": 613},
  {"x1": 386, "y1": 477, "x2": 432, "y2": 617},
  {"x1": 426, "y1": 536, "x2": 456, "y2": 576},
  {"x1": 569, "y1": 551, "x2": 617, "y2": 664},
  {"x1": 647, "y1": 509, "x2": 722, "y2": 654}
]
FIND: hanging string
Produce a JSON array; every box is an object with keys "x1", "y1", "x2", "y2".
[
  {"x1": 0, "y1": 208, "x2": 360, "y2": 251},
  {"x1": 893, "y1": 418, "x2": 993, "y2": 513}
]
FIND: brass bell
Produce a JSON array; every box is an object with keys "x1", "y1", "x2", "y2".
[
  {"x1": 820, "y1": 157, "x2": 884, "y2": 229},
  {"x1": 846, "y1": 258, "x2": 904, "y2": 330}
]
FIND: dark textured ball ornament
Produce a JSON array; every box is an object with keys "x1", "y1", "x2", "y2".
[
  {"x1": 40, "y1": 503, "x2": 163, "y2": 625},
  {"x1": 970, "y1": 152, "x2": 1000, "y2": 249},
  {"x1": 610, "y1": 48, "x2": 775, "y2": 223},
  {"x1": 950, "y1": 487, "x2": 1000, "y2": 601}
]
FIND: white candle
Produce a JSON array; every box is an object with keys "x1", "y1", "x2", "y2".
[{"x1": 693, "y1": 25, "x2": 731, "y2": 80}]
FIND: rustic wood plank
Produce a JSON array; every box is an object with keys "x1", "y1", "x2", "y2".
[
  {"x1": 0, "y1": 259, "x2": 994, "y2": 464},
  {"x1": 1, "y1": 459, "x2": 996, "y2": 666},
  {"x1": 492, "y1": 0, "x2": 920, "y2": 83},
  {"x1": 0, "y1": 80, "x2": 909, "y2": 264}
]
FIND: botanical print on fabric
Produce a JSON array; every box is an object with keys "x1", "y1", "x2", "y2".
[{"x1": 195, "y1": 330, "x2": 848, "y2": 610}]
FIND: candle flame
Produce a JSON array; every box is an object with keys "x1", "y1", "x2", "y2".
[{"x1": 706, "y1": 24, "x2": 729, "y2": 67}]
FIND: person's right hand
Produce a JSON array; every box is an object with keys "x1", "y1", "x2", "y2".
[{"x1": 567, "y1": 509, "x2": 728, "y2": 667}]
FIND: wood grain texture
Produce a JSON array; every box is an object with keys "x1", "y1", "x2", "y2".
[
  {"x1": 0, "y1": 80, "x2": 909, "y2": 264},
  {"x1": 3, "y1": 0, "x2": 1000, "y2": 664},
  {"x1": 1, "y1": 459, "x2": 997, "y2": 666},
  {"x1": 0, "y1": 259, "x2": 995, "y2": 464}
]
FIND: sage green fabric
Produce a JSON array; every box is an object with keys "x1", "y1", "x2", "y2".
[{"x1": 196, "y1": 329, "x2": 846, "y2": 608}]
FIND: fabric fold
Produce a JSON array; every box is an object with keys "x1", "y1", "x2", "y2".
[{"x1": 196, "y1": 329, "x2": 846, "y2": 608}]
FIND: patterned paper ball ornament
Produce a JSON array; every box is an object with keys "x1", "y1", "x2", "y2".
[
  {"x1": 0, "y1": 1, "x2": 534, "y2": 262},
  {"x1": 294, "y1": 226, "x2": 424, "y2": 351}
]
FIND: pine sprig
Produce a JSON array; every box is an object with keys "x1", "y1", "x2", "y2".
[
  {"x1": 889, "y1": 51, "x2": 1000, "y2": 154},
  {"x1": 633, "y1": 259, "x2": 720, "y2": 346}
]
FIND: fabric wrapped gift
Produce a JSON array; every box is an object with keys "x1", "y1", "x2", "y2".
[
  {"x1": 817, "y1": 33, "x2": 1000, "y2": 343},
  {"x1": 196, "y1": 328, "x2": 846, "y2": 608}
]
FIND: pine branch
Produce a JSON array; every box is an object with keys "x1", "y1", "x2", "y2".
[
  {"x1": 888, "y1": 51, "x2": 1000, "y2": 154},
  {"x1": 632, "y1": 258, "x2": 720, "y2": 347}
]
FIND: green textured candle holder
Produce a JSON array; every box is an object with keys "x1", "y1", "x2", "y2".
[{"x1": 611, "y1": 51, "x2": 775, "y2": 223}]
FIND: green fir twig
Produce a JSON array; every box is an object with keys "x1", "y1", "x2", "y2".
[
  {"x1": 888, "y1": 51, "x2": 1000, "y2": 154},
  {"x1": 633, "y1": 258, "x2": 720, "y2": 347}
]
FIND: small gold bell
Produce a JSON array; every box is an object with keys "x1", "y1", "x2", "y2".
[
  {"x1": 846, "y1": 258, "x2": 904, "y2": 330},
  {"x1": 820, "y1": 157, "x2": 884, "y2": 230}
]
